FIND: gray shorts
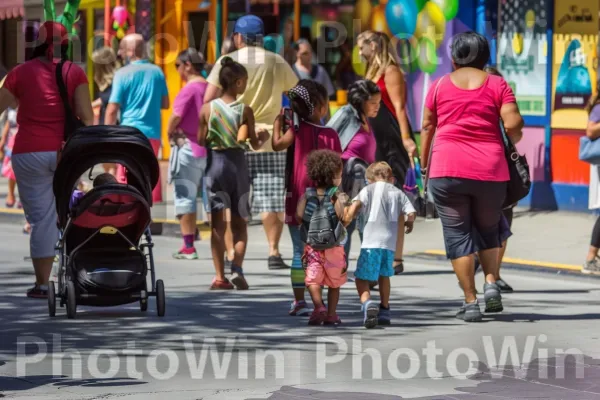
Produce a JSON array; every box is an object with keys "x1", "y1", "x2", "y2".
[
  {"x1": 12, "y1": 151, "x2": 59, "y2": 259},
  {"x1": 168, "y1": 142, "x2": 207, "y2": 217},
  {"x1": 204, "y1": 148, "x2": 251, "y2": 217},
  {"x1": 429, "y1": 178, "x2": 507, "y2": 260}
]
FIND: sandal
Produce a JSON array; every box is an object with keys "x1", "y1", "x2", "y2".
[
  {"x1": 393, "y1": 259, "x2": 404, "y2": 275},
  {"x1": 209, "y1": 278, "x2": 234, "y2": 290},
  {"x1": 26, "y1": 284, "x2": 48, "y2": 299}
]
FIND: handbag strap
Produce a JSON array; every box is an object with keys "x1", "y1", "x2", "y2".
[
  {"x1": 423, "y1": 76, "x2": 445, "y2": 195},
  {"x1": 55, "y1": 60, "x2": 75, "y2": 140}
]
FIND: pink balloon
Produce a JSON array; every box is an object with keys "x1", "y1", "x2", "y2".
[{"x1": 112, "y1": 6, "x2": 129, "y2": 25}]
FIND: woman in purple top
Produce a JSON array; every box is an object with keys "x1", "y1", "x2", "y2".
[
  {"x1": 167, "y1": 48, "x2": 208, "y2": 260},
  {"x1": 328, "y1": 80, "x2": 381, "y2": 258}
]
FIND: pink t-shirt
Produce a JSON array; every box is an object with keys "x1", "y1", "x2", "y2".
[
  {"x1": 285, "y1": 121, "x2": 342, "y2": 225},
  {"x1": 342, "y1": 124, "x2": 376, "y2": 164},
  {"x1": 172, "y1": 81, "x2": 207, "y2": 158},
  {"x1": 424, "y1": 75, "x2": 516, "y2": 181},
  {"x1": 3, "y1": 59, "x2": 88, "y2": 154}
]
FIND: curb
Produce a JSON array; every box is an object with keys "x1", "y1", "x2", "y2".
[{"x1": 406, "y1": 250, "x2": 599, "y2": 279}]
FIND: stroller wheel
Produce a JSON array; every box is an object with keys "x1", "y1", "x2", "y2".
[
  {"x1": 156, "y1": 280, "x2": 165, "y2": 317},
  {"x1": 66, "y1": 281, "x2": 77, "y2": 319},
  {"x1": 48, "y1": 281, "x2": 56, "y2": 317},
  {"x1": 140, "y1": 290, "x2": 148, "y2": 312}
]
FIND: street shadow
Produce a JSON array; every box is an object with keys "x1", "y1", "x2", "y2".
[{"x1": 247, "y1": 354, "x2": 600, "y2": 399}]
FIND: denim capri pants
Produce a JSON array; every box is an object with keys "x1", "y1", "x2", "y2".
[
  {"x1": 12, "y1": 152, "x2": 59, "y2": 259},
  {"x1": 168, "y1": 142, "x2": 207, "y2": 217}
]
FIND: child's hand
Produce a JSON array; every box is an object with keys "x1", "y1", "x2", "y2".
[
  {"x1": 405, "y1": 220, "x2": 414, "y2": 234},
  {"x1": 256, "y1": 129, "x2": 270, "y2": 147}
]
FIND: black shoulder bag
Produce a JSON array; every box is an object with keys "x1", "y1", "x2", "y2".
[
  {"x1": 500, "y1": 122, "x2": 531, "y2": 208},
  {"x1": 55, "y1": 61, "x2": 85, "y2": 142}
]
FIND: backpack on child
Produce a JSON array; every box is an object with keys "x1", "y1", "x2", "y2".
[{"x1": 301, "y1": 187, "x2": 345, "y2": 250}]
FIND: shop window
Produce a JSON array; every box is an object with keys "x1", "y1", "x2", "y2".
[{"x1": 187, "y1": 12, "x2": 210, "y2": 56}]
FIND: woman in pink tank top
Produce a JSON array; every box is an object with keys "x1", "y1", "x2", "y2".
[{"x1": 420, "y1": 32, "x2": 524, "y2": 322}]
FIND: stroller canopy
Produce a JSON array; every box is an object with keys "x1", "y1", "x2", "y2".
[{"x1": 54, "y1": 126, "x2": 160, "y2": 225}]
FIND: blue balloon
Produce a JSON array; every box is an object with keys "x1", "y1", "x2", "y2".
[{"x1": 385, "y1": 0, "x2": 418, "y2": 37}]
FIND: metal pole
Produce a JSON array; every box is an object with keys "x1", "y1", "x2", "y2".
[{"x1": 104, "y1": 0, "x2": 111, "y2": 46}]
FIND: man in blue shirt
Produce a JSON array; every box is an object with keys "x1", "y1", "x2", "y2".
[{"x1": 105, "y1": 33, "x2": 169, "y2": 203}]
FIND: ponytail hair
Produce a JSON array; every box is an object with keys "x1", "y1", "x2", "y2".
[
  {"x1": 218, "y1": 56, "x2": 247, "y2": 91},
  {"x1": 288, "y1": 79, "x2": 328, "y2": 120},
  {"x1": 347, "y1": 80, "x2": 380, "y2": 119}
]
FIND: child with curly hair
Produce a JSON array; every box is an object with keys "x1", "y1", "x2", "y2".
[
  {"x1": 272, "y1": 79, "x2": 342, "y2": 317},
  {"x1": 297, "y1": 150, "x2": 348, "y2": 325}
]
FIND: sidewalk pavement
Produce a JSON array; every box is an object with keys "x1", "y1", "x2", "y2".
[{"x1": 0, "y1": 168, "x2": 597, "y2": 276}]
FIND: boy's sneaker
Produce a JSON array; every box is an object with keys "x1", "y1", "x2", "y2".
[
  {"x1": 230, "y1": 266, "x2": 249, "y2": 290},
  {"x1": 378, "y1": 305, "x2": 391, "y2": 325},
  {"x1": 456, "y1": 300, "x2": 483, "y2": 322},
  {"x1": 308, "y1": 306, "x2": 327, "y2": 325},
  {"x1": 289, "y1": 300, "x2": 311, "y2": 316},
  {"x1": 323, "y1": 314, "x2": 342, "y2": 325},
  {"x1": 173, "y1": 247, "x2": 198, "y2": 260},
  {"x1": 582, "y1": 258, "x2": 600, "y2": 275},
  {"x1": 362, "y1": 300, "x2": 379, "y2": 329},
  {"x1": 483, "y1": 282, "x2": 503, "y2": 313},
  {"x1": 495, "y1": 278, "x2": 514, "y2": 293}
]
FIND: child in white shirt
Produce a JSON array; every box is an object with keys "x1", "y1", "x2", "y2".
[{"x1": 345, "y1": 162, "x2": 416, "y2": 328}]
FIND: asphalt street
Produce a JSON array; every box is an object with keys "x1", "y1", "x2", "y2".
[{"x1": 1, "y1": 222, "x2": 600, "y2": 400}]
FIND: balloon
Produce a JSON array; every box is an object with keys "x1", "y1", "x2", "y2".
[
  {"x1": 525, "y1": 9, "x2": 535, "y2": 29},
  {"x1": 414, "y1": 2, "x2": 446, "y2": 48},
  {"x1": 430, "y1": 0, "x2": 459, "y2": 21},
  {"x1": 415, "y1": 0, "x2": 428, "y2": 11},
  {"x1": 417, "y1": 37, "x2": 438, "y2": 74},
  {"x1": 385, "y1": 0, "x2": 418, "y2": 38},
  {"x1": 371, "y1": 5, "x2": 392, "y2": 36},
  {"x1": 352, "y1": 45, "x2": 367, "y2": 76},
  {"x1": 512, "y1": 33, "x2": 523, "y2": 55},
  {"x1": 354, "y1": 0, "x2": 373, "y2": 31}
]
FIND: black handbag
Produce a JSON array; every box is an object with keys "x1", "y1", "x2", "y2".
[
  {"x1": 501, "y1": 124, "x2": 531, "y2": 208},
  {"x1": 55, "y1": 60, "x2": 85, "y2": 142}
]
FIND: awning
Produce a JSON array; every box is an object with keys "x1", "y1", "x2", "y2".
[{"x1": 0, "y1": 0, "x2": 24, "y2": 20}]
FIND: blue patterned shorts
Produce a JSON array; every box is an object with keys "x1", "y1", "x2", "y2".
[{"x1": 354, "y1": 248, "x2": 395, "y2": 282}]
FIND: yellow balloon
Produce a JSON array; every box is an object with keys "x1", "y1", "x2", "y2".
[
  {"x1": 414, "y1": 2, "x2": 446, "y2": 48},
  {"x1": 525, "y1": 9, "x2": 535, "y2": 29},
  {"x1": 512, "y1": 33, "x2": 523, "y2": 55},
  {"x1": 354, "y1": 0, "x2": 373, "y2": 31},
  {"x1": 371, "y1": 5, "x2": 392, "y2": 36},
  {"x1": 352, "y1": 45, "x2": 367, "y2": 76}
]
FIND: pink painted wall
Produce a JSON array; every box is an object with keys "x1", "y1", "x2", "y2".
[{"x1": 515, "y1": 127, "x2": 545, "y2": 182}]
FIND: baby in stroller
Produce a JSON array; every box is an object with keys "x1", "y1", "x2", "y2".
[{"x1": 70, "y1": 173, "x2": 117, "y2": 210}]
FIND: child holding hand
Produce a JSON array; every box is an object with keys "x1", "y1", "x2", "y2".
[
  {"x1": 297, "y1": 150, "x2": 348, "y2": 325},
  {"x1": 345, "y1": 162, "x2": 416, "y2": 329}
]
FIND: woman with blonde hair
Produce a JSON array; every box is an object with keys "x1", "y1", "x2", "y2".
[
  {"x1": 357, "y1": 30, "x2": 416, "y2": 274},
  {"x1": 92, "y1": 46, "x2": 119, "y2": 175}
]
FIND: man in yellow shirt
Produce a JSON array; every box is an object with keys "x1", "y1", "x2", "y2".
[{"x1": 205, "y1": 15, "x2": 298, "y2": 271}]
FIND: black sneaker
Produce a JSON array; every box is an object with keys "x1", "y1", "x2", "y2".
[
  {"x1": 456, "y1": 300, "x2": 482, "y2": 322},
  {"x1": 483, "y1": 282, "x2": 503, "y2": 313},
  {"x1": 495, "y1": 278, "x2": 514, "y2": 293},
  {"x1": 268, "y1": 255, "x2": 290, "y2": 270}
]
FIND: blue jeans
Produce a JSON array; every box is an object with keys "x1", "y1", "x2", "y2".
[{"x1": 289, "y1": 225, "x2": 305, "y2": 289}]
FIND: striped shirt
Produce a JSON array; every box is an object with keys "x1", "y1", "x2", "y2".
[{"x1": 207, "y1": 98, "x2": 246, "y2": 150}]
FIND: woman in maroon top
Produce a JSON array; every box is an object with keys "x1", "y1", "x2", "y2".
[
  {"x1": 357, "y1": 30, "x2": 417, "y2": 188},
  {"x1": 0, "y1": 22, "x2": 93, "y2": 298}
]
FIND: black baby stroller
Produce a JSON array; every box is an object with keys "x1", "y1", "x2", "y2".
[{"x1": 48, "y1": 126, "x2": 164, "y2": 319}]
